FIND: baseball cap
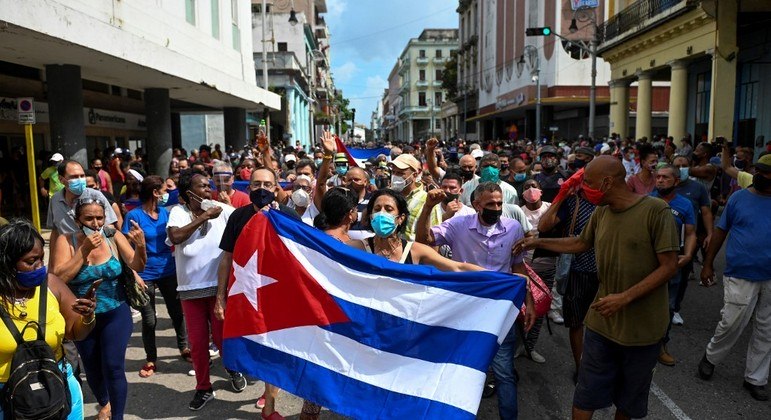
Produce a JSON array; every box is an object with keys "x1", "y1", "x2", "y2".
[
  {"x1": 285, "y1": 154, "x2": 296, "y2": 162},
  {"x1": 575, "y1": 147, "x2": 595, "y2": 157},
  {"x1": 539, "y1": 146, "x2": 558, "y2": 157},
  {"x1": 471, "y1": 149, "x2": 484, "y2": 159},
  {"x1": 600, "y1": 144, "x2": 611, "y2": 154},
  {"x1": 756, "y1": 153, "x2": 771, "y2": 172},
  {"x1": 50, "y1": 153, "x2": 64, "y2": 162},
  {"x1": 390, "y1": 154, "x2": 421, "y2": 172},
  {"x1": 114, "y1": 148, "x2": 123, "y2": 154}
]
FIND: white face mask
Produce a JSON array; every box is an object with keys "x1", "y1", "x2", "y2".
[
  {"x1": 291, "y1": 189, "x2": 310, "y2": 207},
  {"x1": 82, "y1": 225, "x2": 104, "y2": 236},
  {"x1": 200, "y1": 199, "x2": 219, "y2": 211},
  {"x1": 391, "y1": 175, "x2": 410, "y2": 192}
]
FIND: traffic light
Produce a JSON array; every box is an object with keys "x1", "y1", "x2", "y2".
[{"x1": 526, "y1": 27, "x2": 552, "y2": 36}]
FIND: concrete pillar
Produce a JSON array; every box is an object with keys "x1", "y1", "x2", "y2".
[
  {"x1": 609, "y1": 79, "x2": 630, "y2": 139},
  {"x1": 223, "y1": 107, "x2": 246, "y2": 151},
  {"x1": 635, "y1": 71, "x2": 653, "y2": 141},
  {"x1": 144, "y1": 88, "x2": 173, "y2": 177},
  {"x1": 171, "y1": 113, "x2": 182, "y2": 150},
  {"x1": 667, "y1": 60, "x2": 688, "y2": 146},
  {"x1": 46, "y1": 65, "x2": 86, "y2": 164},
  {"x1": 708, "y1": 1, "x2": 738, "y2": 140}
]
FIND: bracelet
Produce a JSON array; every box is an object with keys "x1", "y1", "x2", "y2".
[
  {"x1": 81, "y1": 314, "x2": 96, "y2": 325},
  {"x1": 323, "y1": 154, "x2": 334, "y2": 160}
]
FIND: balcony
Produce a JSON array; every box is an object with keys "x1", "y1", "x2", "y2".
[
  {"x1": 432, "y1": 80, "x2": 443, "y2": 87},
  {"x1": 433, "y1": 56, "x2": 447, "y2": 65},
  {"x1": 416, "y1": 57, "x2": 429, "y2": 65},
  {"x1": 253, "y1": 51, "x2": 307, "y2": 75},
  {"x1": 416, "y1": 80, "x2": 429, "y2": 88},
  {"x1": 596, "y1": 0, "x2": 699, "y2": 50}
]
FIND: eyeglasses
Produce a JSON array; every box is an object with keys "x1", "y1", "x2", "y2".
[
  {"x1": 75, "y1": 198, "x2": 105, "y2": 209},
  {"x1": 251, "y1": 181, "x2": 275, "y2": 189}
]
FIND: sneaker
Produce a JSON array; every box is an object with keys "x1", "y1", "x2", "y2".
[
  {"x1": 187, "y1": 358, "x2": 213, "y2": 377},
  {"x1": 658, "y1": 344, "x2": 675, "y2": 366},
  {"x1": 743, "y1": 381, "x2": 769, "y2": 401},
  {"x1": 698, "y1": 353, "x2": 715, "y2": 380},
  {"x1": 209, "y1": 342, "x2": 220, "y2": 358},
  {"x1": 255, "y1": 394, "x2": 266, "y2": 409},
  {"x1": 528, "y1": 350, "x2": 546, "y2": 364},
  {"x1": 227, "y1": 369, "x2": 246, "y2": 392},
  {"x1": 188, "y1": 389, "x2": 215, "y2": 410},
  {"x1": 548, "y1": 310, "x2": 564, "y2": 324},
  {"x1": 672, "y1": 312, "x2": 684, "y2": 326}
]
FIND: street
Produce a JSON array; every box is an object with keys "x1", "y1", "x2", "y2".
[{"x1": 68, "y1": 245, "x2": 770, "y2": 420}]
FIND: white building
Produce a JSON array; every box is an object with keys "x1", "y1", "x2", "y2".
[{"x1": 0, "y1": 0, "x2": 279, "y2": 176}]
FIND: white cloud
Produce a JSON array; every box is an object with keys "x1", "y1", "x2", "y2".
[
  {"x1": 333, "y1": 61, "x2": 358, "y2": 84},
  {"x1": 326, "y1": 0, "x2": 347, "y2": 19}
]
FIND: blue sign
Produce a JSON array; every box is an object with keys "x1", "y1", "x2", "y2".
[{"x1": 572, "y1": 0, "x2": 599, "y2": 10}]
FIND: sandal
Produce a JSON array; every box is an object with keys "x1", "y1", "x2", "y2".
[
  {"x1": 180, "y1": 348, "x2": 193, "y2": 363},
  {"x1": 139, "y1": 362, "x2": 156, "y2": 378}
]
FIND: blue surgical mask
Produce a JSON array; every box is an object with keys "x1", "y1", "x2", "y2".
[
  {"x1": 679, "y1": 167, "x2": 689, "y2": 181},
  {"x1": 371, "y1": 211, "x2": 397, "y2": 238},
  {"x1": 513, "y1": 173, "x2": 527, "y2": 182},
  {"x1": 335, "y1": 165, "x2": 348, "y2": 176},
  {"x1": 480, "y1": 166, "x2": 500, "y2": 183},
  {"x1": 314, "y1": 158, "x2": 323, "y2": 167},
  {"x1": 158, "y1": 192, "x2": 169, "y2": 206},
  {"x1": 67, "y1": 178, "x2": 87, "y2": 196},
  {"x1": 16, "y1": 266, "x2": 47, "y2": 288},
  {"x1": 82, "y1": 225, "x2": 104, "y2": 236}
]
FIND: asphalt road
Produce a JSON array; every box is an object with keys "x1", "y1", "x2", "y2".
[{"x1": 63, "y1": 244, "x2": 770, "y2": 419}]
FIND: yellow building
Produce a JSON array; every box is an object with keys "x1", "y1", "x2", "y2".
[{"x1": 599, "y1": 0, "x2": 770, "y2": 153}]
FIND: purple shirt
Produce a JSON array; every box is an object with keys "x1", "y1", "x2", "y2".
[{"x1": 431, "y1": 213, "x2": 525, "y2": 273}]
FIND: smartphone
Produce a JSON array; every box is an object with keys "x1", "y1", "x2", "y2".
[{"x1": 85, "y1": 279, "x2": 104, "y2": 300}]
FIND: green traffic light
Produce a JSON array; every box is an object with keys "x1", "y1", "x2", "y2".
[{"x1": 543, "y1": 27, "x2": 551, "y2": 36}]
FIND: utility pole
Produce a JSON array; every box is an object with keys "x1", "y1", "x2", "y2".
[
  {"x1": 261, "y1": 0, "x2": 271, "y2": 141},
  {"x1": 589, "y1": 38, "x2": 597, "y2": 140}
]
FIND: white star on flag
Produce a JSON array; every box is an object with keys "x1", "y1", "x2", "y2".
[{"x1": 228, "y1": 250, "x2": 277, "y2": 312}]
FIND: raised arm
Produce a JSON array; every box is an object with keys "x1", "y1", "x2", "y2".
[
  {"x1": 51, "y1": 232, "x2": 96, "y2": 283},
  {"x1": 314, "y1": 131, "x2": 336, "y2": 211},
  {"x1": 415, "y1": 189, "x2": 445, "y2": 246},
  {"x1": 167, "y1": 206, "x2": 222, "y2": 245},
  {"x1": 115, "y1": 221, "x2": 146, "y2": 272},
  {"x1": 425, "y1": 138, "x2": 442, "y2": 181}
]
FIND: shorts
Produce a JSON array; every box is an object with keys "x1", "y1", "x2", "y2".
[
  {"x1": 563, "y1": 271, "x2": 599, "y2": 328},
  {"x1": 573, "y1": 329, "x2": 660, "y2": 418}
]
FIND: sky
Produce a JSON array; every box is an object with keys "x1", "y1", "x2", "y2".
[{"x1": 324, "y1": 0, "x2": 458, "y2": 126}]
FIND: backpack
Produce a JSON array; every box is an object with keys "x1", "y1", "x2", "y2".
[{"x1": 0, "y1": 279, "x2": 71, "y2": 420}]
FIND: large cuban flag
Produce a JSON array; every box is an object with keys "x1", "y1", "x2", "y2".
[
  {"x1": 222, "y1": 209, "x2": 526, "y2": 419},
  {"x1": 335, "y1": 136, "x2": 390, "y2": 168}
]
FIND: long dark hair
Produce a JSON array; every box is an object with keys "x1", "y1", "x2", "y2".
[
  {"x1": 139, "y1": 175, "x2": 165, "y2": 203},
  {"x1": 314, "y1": 187, "x2": 358, "y2": 230},
  {"x1": 0, "y1": 219, "x2": 45, "y2": 308}
]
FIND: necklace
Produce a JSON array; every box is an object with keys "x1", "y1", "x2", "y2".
[{"x1": 13, "y1": 296, "x2": 29, "y2": 318}]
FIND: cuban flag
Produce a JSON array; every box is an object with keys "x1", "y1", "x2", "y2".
[
  {"x1": 335, "y1": 136, "x2": 390, "y2": 168},
  {"x1": 222, "y1": 210, "x2": 526, "y2": 419}
]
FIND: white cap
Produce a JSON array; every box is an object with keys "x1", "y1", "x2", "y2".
[
  {"x1": 114, "y1": 148, "x2": 123, "y2": 154},
  {"x1": 600, "y1": 144, "x2": 611, "y2": 154},
  {"x1": 50, "y1": 153, "x2": 64, "y2": 162},
  {"x1": 471, "y1": 149, "x2": 484, "y2": 159},
  {"x1": 285, "y1": 154, "x2": 297, "y2": 162}
]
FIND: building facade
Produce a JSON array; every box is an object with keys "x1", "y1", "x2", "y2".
[
  {"x1": 393, "y1": 29, "x2": 459, "y2": 143},
  {"x1": 599, "y1": 0, "x2": 771, "y2": 154}
]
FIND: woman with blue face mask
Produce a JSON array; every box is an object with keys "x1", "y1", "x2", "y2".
[
  {"x1": 51, "y1": 198, "x2": 147, "y2": 420},
  {"x1": 122, "y1": 175, "x2": 189, "y2": 379},
  {"x1": 355, "y1": 190, "x2": 484, "y2": 271},
  {"x1": 0, "y1": 219, "x2": 97, "y2": 420}
]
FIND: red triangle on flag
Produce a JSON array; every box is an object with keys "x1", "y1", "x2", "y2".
[{"x1": 223, "y1": 213, "x2": 350, "y2": 339}]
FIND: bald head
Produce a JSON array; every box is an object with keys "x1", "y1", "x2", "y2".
[
  {"x1": 585, "y1": 155, "x2": 626, "y2": 183},
  {"x1": 459, "y1": 154, "x2": 477, "y2": 169}
]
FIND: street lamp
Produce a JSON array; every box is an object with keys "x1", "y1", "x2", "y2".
[
  {"x1": 351, "y1": 108, "x2": 356, "y2": 142},
  {"x1": 288, "y1": 0, "x2": 298, "y2": 26},
  {"x1": 520, "y1": 45, "x2": 541, "y2": 142}
]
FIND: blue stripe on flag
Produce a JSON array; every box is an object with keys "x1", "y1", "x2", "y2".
[
  {"x1": 322, "y1": 297, "x2": 498, "y2": 372},
  {"x1": 224, "y1": 337, "x2": 476, "y2": 420},
  {"x1": 266, "y1": 209, "x2": 526, "y2": 304},
  {"x1": 348, "y1": 147, "x2": 390, "y2": 160}
]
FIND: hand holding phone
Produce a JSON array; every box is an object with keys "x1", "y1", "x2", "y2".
[{"x1": 85, "y1": 279, "x2": 104, "y2": 300}]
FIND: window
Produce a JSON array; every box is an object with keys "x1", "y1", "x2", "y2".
[
  {"x1": 419, "y1": 70, "x2": 426, "y2": 81},
  {"x1": 185, "y1": 0, "x2": 196, "y2": 25},
  {"x1": 434, "y1": 92, "x2": 442, "y2": 106},
  {"x1": 211, "y1": 0, "x2": 220, "y2": 39},
  {"x1": 695, "y1": 72, "x2": 711, "y2": 125},
  {"x1": 436, "y1": 49, "x2": 442, "y2": 58},
  {"x1": 419, "y1": 50, "x2": 426, "y2": 58},
  {"x1": 277, "y1": 42, "x2": 288, "y2": 52},
  {"x1": 435, "y1": 70, "x2": 442, "y2": 81},
  {"x1": 419, "y1": 92, "x2": 427, "y2": 106}
]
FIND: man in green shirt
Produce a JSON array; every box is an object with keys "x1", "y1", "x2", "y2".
[
  {"x1": 39, "y1": 153, "x2": 65, "y2": 198},
  {"x1": 517, "y1": 156, "x2": 679, "y2": 420}
]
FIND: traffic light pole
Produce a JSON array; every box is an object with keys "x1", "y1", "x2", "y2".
[{"x1": 552, "y1": 32, "x2": 597, "y2": 141}]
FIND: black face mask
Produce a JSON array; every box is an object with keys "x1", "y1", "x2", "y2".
[
  {"x1": 656, "y1": 186, "x2": 675, "y2": 197},
  {"x1": 542, "y1": 157, "x2": 557, "y2": 170},
  {"x1": 573, "y1": 159, "x2": 587, "y2": 169},
  {"x1": 500, "y1": 164, "x2": 509, "y2": 171},
  {"x1": 443, "y1": 192, "x2": 460, "y2": 204},
  {"x1": 753, "y1": 173, "x2": 771, "y2": 192},
  {"x1": 460, "y1": 169, "x2": 474, "y2": 181},
  {"x1": 480, "y1": 208, "x2": 503, "y2": 225},
  {"x1": 250, "y1": 188, "x2": 275, "y2": 208},
  {"x1": 286, "y1": 162, "x2": 296, "y2": 169}
]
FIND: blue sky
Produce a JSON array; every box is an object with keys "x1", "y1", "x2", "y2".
[{"x1": 324, "y1": 0, "x2": 458, "y2": 125}]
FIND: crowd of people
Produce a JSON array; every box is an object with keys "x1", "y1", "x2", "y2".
[{"x1": 0, "y1": 129, "x2": 769, "y2": 420}]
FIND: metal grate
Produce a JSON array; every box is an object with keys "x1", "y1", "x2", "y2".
[{"x1": 596, "y1": 0, "x2": 699, "y2": 46}]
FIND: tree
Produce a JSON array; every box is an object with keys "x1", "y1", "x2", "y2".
[
  {"x1": 441, "y1": 50, "x2": 459, "y2": 101},
  {"x1": 334, "y1": 91, "x2": 353, "y2": 134}
]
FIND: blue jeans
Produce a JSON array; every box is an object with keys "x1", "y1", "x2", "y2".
[
  {"x1": 0, "y1": 360, "x2": 83, "y2": 420},
  {"x1": 490, "y1": 325, "x2": 518, "y2": 420}
]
